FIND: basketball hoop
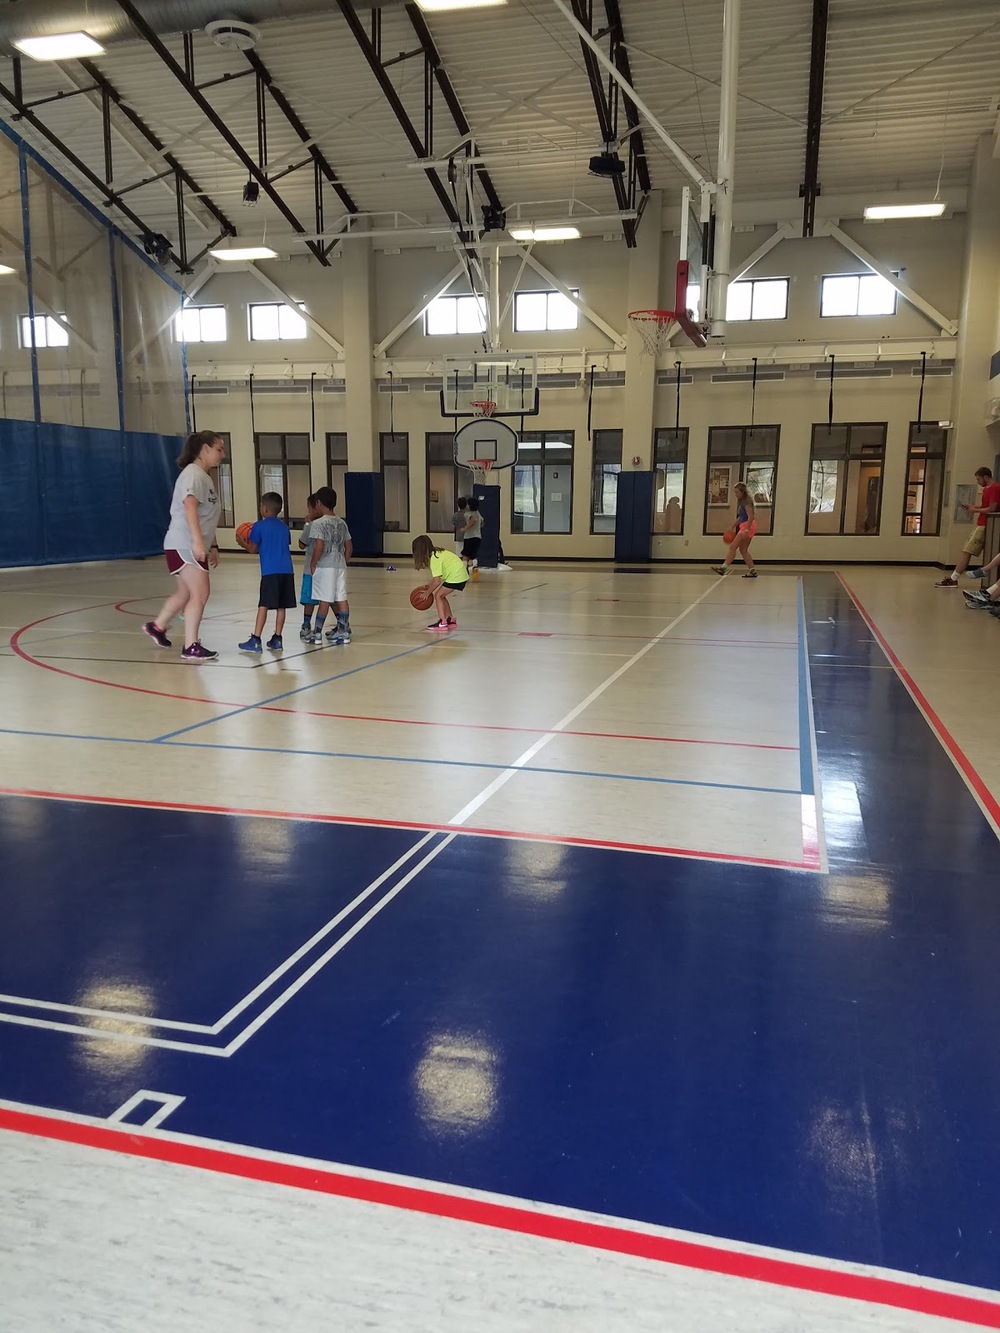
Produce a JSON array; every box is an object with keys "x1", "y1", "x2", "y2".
[
  {"x1": 628, "y1": 309, "x2": 676, "y2": 357},
  {"x1": 466, "y1": 458, "x2": 495, "y2": 487},
  {"x1": 469, "y1": 399, "x2": 496, "y2": 417}
]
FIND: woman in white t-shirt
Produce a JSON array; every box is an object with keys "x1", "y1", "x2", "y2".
[{"x1": 142, "y1": 431, "x2": 226, "y2": 662}]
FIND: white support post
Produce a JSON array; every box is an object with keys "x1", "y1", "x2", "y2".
[
  {"x1": 708, "y1": 0, "x2": 741, "y2": 337},
  {"x1": 488, "y1": 242, "x2": 502, "y2": 352},
  {"x1": 373, "y1": 264, "x2": 464, "y2": 358},
  {"x1": 519, "y1": 249, "x2": 627, "y2": 349},
  {"x1": 821, "y1": 222, "x2": 959, "y2": 336}
]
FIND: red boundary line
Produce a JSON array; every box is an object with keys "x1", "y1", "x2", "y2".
[
  {"x1": 1, "y1": 1106, "x2": 998, "y2": 1327},
  {"x1": 10, "y1": 604, "x2": 799, "y2": 753},
  {"x1": 837, "y1": 574, "x2": 1000, "y2": 831},
  {"x1": 0, "y1": 786, "x2": 815, "y2": 872}
]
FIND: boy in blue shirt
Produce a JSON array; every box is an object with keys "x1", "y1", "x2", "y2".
[{"x1": 236, "y1": 492, "x2": 297, "y2": 652}]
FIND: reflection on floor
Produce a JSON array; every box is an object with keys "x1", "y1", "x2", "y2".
[{"x1": 1, "y1": 560, "x2": 999, "y2": 1330}]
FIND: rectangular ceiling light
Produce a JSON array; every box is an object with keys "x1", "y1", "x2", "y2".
[
  {"x1": 415, "y1": 0, "x2": 507, "y2": 9},
  {"x1": 509, "y1": 226, "x2": 581, "y2": 242},
  {"x1": 863, "y1": 202, "x2": 947, "y2": 220},
  {"x1": 209, "y1": 246, "x2": 278, "y2": 261},
  {"x1": 0, "y1": 264, "x2": 16, "y2": 276},
  {"x1": 13, "y1": 32, "x2": 105, "y2": 60}
]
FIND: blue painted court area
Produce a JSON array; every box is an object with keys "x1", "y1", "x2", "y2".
[{"x1": 1, "y1": 576, "x2": 999, "y2": 1293}]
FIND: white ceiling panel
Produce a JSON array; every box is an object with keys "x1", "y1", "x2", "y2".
[{"x1": 0, "y1": 0, "x2": 995, "y2": 269}]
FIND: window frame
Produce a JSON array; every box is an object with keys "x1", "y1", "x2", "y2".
[
  {"x1": 20, "y1": 312, "x2": 69, "y2": 349},
  {"x1": 820, "y1": 273, "x2": 898, "y2": 319},
  {"x1": 175, "y1": 304, "x2": 227, "y2": 343},
  {"x1": 512, "y1": 430, "x2": 575, "y2": 534},
  {"x1": 901, "y1": 422, "x2": 948, "y2": 537},
  {"x1": 380, "y1": 432, "x2": 410, "y2": 532},
  {"x1": 805, "y1": 422, "x2": 887, "y2": 536},
  {"x1": 590, "y1": 429, "x2": 623, "y2": 535},
  {"x1": 209, "y1": 431, "x2": 234, "y2": 528},
  {"x1": 326, "y1": 432, "x2": 347, "y2": 511},
  {"x1": 425, "y1": 432, "x2": 467, "y2": 533},
  {"x1": 703, "y1": 425, "x2": 780, "y2": 537},
  {"x1": 651, "y1": 427, "x2": 689, "y2": 534},
  {"x1": 253, "y1": 431, "x2": 313, "y2": 527},
  {"x1": 513, "y1": 288, "x2": 580, "y2": 333},
  {"x1": 424, "y1": 293, "x2": 487, "y2": 336},
  {"x1": 248, "y1": 300, "x2": 308, "y2": 342},
  {"x1": 726, "y1": 277, "x2": 789, "y2": 322}
]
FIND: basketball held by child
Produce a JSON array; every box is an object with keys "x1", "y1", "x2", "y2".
[
  {"x1": 236, "y1": 521, "x2": 254, "y2": 544},
  {"x1": 410, "y1": 585, "x2": 434, "y2": 611},
  {"x1": 722, "y1": 527, "x2": 737, "y2": 545}
]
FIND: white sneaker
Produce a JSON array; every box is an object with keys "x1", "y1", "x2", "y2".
[{"x1": 497, "y1": 563, "x2": 512, "y2": 571}]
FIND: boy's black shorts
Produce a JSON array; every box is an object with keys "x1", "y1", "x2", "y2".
[
  {"x1": 461, "y1": 537, "x2": 481, "y2": 560},
  {"x1": 259, "y1": 573, "x2": 297, "y2": 610}
]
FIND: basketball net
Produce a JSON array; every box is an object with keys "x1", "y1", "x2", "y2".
[
  {"x1": 466, "y1": 458, "x2": 494, "y2": 487},
  {"x1": 628, "y1": 309, "x2": 675, "y2": 357}
]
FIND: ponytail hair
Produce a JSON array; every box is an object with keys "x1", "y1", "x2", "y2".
[{"x1": 177, "y1": 430, "x2": 222, "y2": 468}]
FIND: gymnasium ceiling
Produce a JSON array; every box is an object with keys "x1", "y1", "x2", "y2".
[{"x1": 0, "y1": 0, "x2": 997, "y2": 272}]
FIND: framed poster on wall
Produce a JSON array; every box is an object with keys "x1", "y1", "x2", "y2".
[{"x1": 708, "y1": 464, "x2": 733, "y2": 506}]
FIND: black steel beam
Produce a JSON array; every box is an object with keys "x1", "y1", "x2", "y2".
[
  {"x1": 800, "y1": 0, "x2": 829, "y2": 238},
  {"x1": 242, "y1": 49, "x2": 359, "y2": 216},
  {"x1": 112, "y1": 0, "x2": 329, "y2": 264},
  {"x1": 0, "y1": 72, "x2": 191, "y2": 271},
  {"x1": 78, "y1": 59, "x2": 237, "y2": 245},
  {"x1": 570, "y1": 0, "x2": 636, "y2": 246},
  {"x1": 404, "y1": 4, "x2": 503, "y2": 215},
  {"x1": 334, "y1": 0, "x2": 465, "y2": 231},
  {"x1": 602, "y1": 0, "x2": 651, "y2": 195}
]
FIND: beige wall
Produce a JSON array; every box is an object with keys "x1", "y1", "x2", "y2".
[{"x1": 176, "y1": 200, "x2": 984, "y2": 563}]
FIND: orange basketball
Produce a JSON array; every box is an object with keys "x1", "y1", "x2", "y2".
[
  {"x1": 410, "y1": 585, "x2": 433, "y2": 611},
  {"x1": 236, "y1": 521, "x2": 253, "y2": 544},
  {"x1": 722, "y1": 527, "x2": 737, "y2": 545}
]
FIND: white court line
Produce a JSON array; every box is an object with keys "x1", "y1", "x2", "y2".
[
  {"x1": 107, "y1": 1090, "x2": 186, "y2": 1130},
  {"x1": 449, "y1": 582, "x2": 722, "y2": 826},
  {"x1": 0, "y1": 1008, "x2": 227, "y2": 1055},
  {"x1": 0, "y1": 833, "x2": 440, "y2": 1036},
  {"x1": 0, "y1": 581, "x2": 801, "y2": 1055},
  {"x1": 222, "y1": 833, "x2": 459, "y2": 1055}
]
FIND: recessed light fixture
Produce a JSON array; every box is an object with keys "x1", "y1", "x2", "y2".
[
  {"x1": 863, "y1": 202, "x2": 947, "y2": 220},
  {"x1": 209, "y1": 245, "x2": 278, "y2": 261},
  {"x1": 415, "y1": 0, "x2": 506, "y2": 9},
  {"x1": 509, "y1": 226, "x2": 581, "y2": 242},
  {"x1": 0, "y1": 264, "x2": 15, "y2": 276},
  {"x1": 13, "y1": 32, "x2": 105, "y2": 60}
]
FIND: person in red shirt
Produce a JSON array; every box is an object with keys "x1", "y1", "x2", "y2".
[{"x1": 934, "y1": 466, "x2": 1000, "y2": 587}]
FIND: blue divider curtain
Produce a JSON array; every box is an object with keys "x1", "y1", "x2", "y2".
[
  {"x1": 0, "y1": 420, "x2": 180, "y2": 566},
  {"x1": 0, "y1": 118, "x2": 189, "y2": 567}
]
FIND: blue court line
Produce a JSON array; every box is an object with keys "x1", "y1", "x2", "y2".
[
  {"x1": 0, "y1": 726, "x2": 801, "y2": 798},
  {"x1": 796, "y1": 579, "x2": 816, "y2": 798},
  {"x1": 152, "y1": 640, "x2": 440, "y2": 742}
]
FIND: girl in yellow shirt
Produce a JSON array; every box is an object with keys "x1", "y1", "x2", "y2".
[{"x1": 412, "y1": 534, "x2": 470, "y2": 630}]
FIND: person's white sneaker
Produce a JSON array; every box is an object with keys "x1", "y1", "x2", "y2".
[{"x1": 497, "y1": 563, "x2": 512, "y2": 571}]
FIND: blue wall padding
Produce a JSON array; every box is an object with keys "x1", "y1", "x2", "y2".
[{"x1": 2, "y1": 418, "x2": 181, "y2": 567}]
